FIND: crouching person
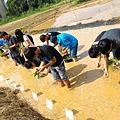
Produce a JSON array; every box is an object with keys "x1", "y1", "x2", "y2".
[{"x1": 24, "y1": 45, "x2": 71, "y2": 88}]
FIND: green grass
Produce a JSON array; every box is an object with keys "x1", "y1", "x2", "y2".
[
  {"x1": 0, "y1": 0, "x2": 89, "y2": 26},
  {"x1": 108, "y1": 58, "x2": 119, "y2": 65},
  {"x1": 0, "y1": 50, "x2": 3, "y2": 57},
  {"x1": 108, "y1": 58, "x2": 119, "y2": 71}
]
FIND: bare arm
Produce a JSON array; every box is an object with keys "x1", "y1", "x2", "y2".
[
  {"x1": 25, "y1": 40, "x2": 31, "y2": 47},
  {"x1": 102, "y1": 54, "x2": 109, "y2": 78},
  {"x1": 9, "y1": 43, "x2": 18, "y2": 48},
  {"x1": 62, "y1": 47, "x2": 69, "y2": 54},
  {"x1": 53, "y1": 42, "x2": 58, "y2": 47},
  {"x1": 39, "y1": 56, "x2": 56, "y2": 72},
  {"x1": 46, "y1": 39, "x2": 49, "y2": 45},
  {"x1": 97, "y1": 53, "x2": 101, "y2": 67},
  {"x1": 39, "y1": 60, "x2": 50, "y2": 75}
]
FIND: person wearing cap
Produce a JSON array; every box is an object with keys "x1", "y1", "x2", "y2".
[
  {"x1": 0, "y1": 31, "x2": 25, "y2": 66},
  {"x1": 24, "y1": 45, "x2": 71, "y2": 88}
]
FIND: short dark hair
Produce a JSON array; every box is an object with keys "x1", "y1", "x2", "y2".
[
  {"x1": 33, "y1": 58, "x2": 41, "y2": 67},
  {"x1": 40, "y1": 35, "x2": 46, "y2": 42},
  {"x1": 24, "y1": 47, "x2": 37, "y2": 61},
  {"x1": 24, "y1": 60, "x2": 32, "y2": 69},
  {"x1": 0, "y1": 31, "x2": 8, "y2": 38},
  {"x1": 24, "y1": 58, "x2": 41, "y2": 69},
  {"x1": 98, "y1": 38, "x2": 112, "y2": 54},
  {"x1": 88, "y1": 47, "x2": 99, "y2": 58}
]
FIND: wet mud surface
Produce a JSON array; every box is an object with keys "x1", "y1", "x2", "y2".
[
  {"x1": 1, "y1": 0, "x2": 120, "y2": 119},
  {"x1": 0, "y1": 57, "x2": 120, "y2": 119}
]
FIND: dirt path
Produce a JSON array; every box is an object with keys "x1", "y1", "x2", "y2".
[{"x1": 0, "y1": 0, "x2": 111, "y2": 34}]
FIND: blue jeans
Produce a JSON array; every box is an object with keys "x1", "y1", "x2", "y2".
[
  {"x1": 70, "y1": 44, "x2": 78, "y2": 58},
  {"x1": 50, "y1": 61, "x2": 68, "y2": 81}
]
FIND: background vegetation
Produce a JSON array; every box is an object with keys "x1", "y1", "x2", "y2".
[{"x1": 0, "y1": 0, "x2": 89, "y2": 25}]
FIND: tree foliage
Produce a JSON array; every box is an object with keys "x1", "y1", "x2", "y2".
[
  {"x1": 6, "y1": 0, "x2": 62, "y2": 16},
  {"x1": 6, "y1": 0, "x2": 88, "y2": 17},
  {"x1": 7, "y1": 0, "x2": 29, "y2": 16}
]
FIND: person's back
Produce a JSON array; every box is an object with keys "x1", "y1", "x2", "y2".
[
  {"x1": 15, "y1": 29, "x2": 34, "y2": 47},
  {"x1": 39, "y1": 45, "x2": 63, "y2": 67},
  {"x1": 57, "y1": 33, "x2": 78, "y2": 49},
  {"x1": 88, "y1": 31, "x2": 106, "y2": 58},
  {"x1": 57, "y1": 33, "x2": 78, "y2": 62},
  {"x1": 46, "y1": 31, "x2": 60, "y2": 36},
  {"x1": 91, "y1": 31, "x2": 106, "y2": 48},
  {"x1": 23, "y1": 34, "x2": 34, "y2": 47},
  {"x1": 100, "y1": 28, "x2": 120, "y2": 49}
]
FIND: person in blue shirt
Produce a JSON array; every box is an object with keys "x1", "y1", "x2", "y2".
[
  {"x1": 56, "y1": 33, "x2": 78, "y2": 62},
  {"x1": 0, "y1": 39, "x2": 9, "y2": 58}
]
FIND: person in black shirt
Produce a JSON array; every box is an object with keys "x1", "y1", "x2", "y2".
[
  {"x1": 0, "y1": 31, "x2": 25, "y2": 66},
  {"x1": 24, "y1": 45, "x2": 71, "y2": 88},
  {"x1": 88, "y1": 31, "x2": 107, "y2": 68},
  {"x1": 40, "y1": 32, "x2": 60, "y2": 47},
  {"x1": 40, "y1": 31, "x2": 69, "y2": 56}
]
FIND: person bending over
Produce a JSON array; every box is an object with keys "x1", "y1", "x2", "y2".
[
  {"x1": 24, "y1": 45, "x2": 71, "y2": 88},
  {"x1": 98, "y1": 28, "x2": 120, "y2": 78},
  {"x1": 88, "y1": 31, "x2": 106, "y2": 68}
]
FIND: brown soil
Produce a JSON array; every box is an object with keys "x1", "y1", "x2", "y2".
[
  {"x1": 0, "y1": 87, "x2": 50, "y2": 120},
  {"x1": 0, "y1": 0, "x2": 112, "y2": 35}
]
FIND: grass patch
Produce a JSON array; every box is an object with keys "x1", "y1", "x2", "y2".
[
  {"x1": 108, "y1": 58, "x2": 119, "y2": 71},
  {"x1": 0, "y1": 0, "x2": 90, "y2": 26}
]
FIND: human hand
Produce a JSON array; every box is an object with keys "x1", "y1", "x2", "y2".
[
  {"x1": 39, "y1": 66, "x2": 46, "y2": 72},
  {"x1": 0, "y1": 46, "x2": 4, "y2": 49},
  {"x1": 97, "y1": 62, "x2": 101, "y2": 68},
  {"x1": 104, "y1": 71, "x2": 109, "y2": 78},
  {"x1": 62, "y1": 48, "x2": 69, "y2": 54}
]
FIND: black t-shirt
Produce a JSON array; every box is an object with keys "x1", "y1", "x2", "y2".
[
  {"x1": 38, "y1": 45, "x2": 63, "y2": 67},
  {"x1": 91, "y1": 31, "x2": 106, "y2": 48},
  {"x1": 7, "y1": 36, "x2": 20, "y2": 57},
  {"x1": 46, "y1": 32, "x2": 61, "y2": 44},
  {"x1": 91, "y1": 31, "x2": 110, "y2": 58}
]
